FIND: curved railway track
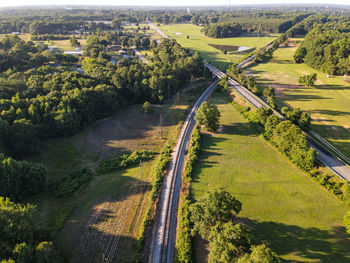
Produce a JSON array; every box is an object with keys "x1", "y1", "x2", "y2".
[
  {"x1": 150, "y1": 80, "x2": 219, "y2": 263},
  {"x1": 148, "y1": 22, "x2": 350, "y2": 263}
]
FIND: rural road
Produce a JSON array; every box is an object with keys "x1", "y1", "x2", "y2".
[
  {"x1": 132, "y1": 47, "x2": 149, "y2": 64},
  {"x1": 147, "y1": 21, "x2": 170, "y2": 39},
  {"x1": 149, "y1": 80, "x2": 219, "y2": 263}
]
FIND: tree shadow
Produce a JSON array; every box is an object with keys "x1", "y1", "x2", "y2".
[
  {"x1": 221, "y1": 123, "x2": 258, "y2": 136},
  {"x1": 238, "y1": 218, "x2": 350, "y2": 263}
]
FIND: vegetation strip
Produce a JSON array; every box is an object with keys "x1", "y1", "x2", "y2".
[{"x1": 175, "y1": 126, "x2": 201, "y2": 263}]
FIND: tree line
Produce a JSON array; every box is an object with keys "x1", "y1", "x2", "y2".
[
  {"x1": 294, "y1": 16, "x2": 350, "y2": 76},
  {"x1": 0, "y1": 38, "x2": 203, "y2": 158}
]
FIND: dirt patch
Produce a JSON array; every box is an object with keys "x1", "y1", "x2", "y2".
[
  {"x1": 268, "y1": 83, "x2": 299, "y2": 98},
  {"x1": 60, "y1": 178, "x2": 150, "y2": 263}
]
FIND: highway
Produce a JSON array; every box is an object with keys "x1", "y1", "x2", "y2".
[
  {"x1": 148, "y1": 21, "x2": 350, "y2": 263},
  {"x1": 149, "y1": 80, "x2": 219, "y2": 263},
  {"x1": 206, "y1": 63, "x2": 350, "y2": 183}
]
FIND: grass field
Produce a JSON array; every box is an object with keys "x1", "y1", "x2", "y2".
[
  {"x1": 26, "y1": 80, "x2": 212, "y2": 262},
  {"x1": 192, "y1": 93, "x2": 350, "y2": 262},
  {"x1": 158, "y1": 24, "x2": 277, "y2": 71},
  {"x1": 246, "y1": 38, "x2": 350, "y2": 158}
]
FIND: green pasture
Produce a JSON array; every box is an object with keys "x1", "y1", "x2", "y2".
[
  {"x1": 246, "y1": 41, "x2": 350, "y2": 158},
  {"x1": 158, "y1": 24, "x2": 277, "y2": 71},
  {"x1": 192, "y1": 93, "x2": 350, "y2": 262}
]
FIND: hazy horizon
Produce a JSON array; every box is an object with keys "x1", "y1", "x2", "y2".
[{"x1": 0, "y1": 0, "x2": 349, "y2": 8}]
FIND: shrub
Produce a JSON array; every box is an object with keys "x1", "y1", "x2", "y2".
[
  {"x1": 97, "y1": 150, "x2": 154, "y2": 174},
  {"x1": 53, "y1": 167, "x2": 92, "y2": 198},
  {"x1": 150, "y1": 141, "x2": 174, "y2": 201},
  {"x1": 143, "y1": 101, "x2": 152, "y2": 113}
]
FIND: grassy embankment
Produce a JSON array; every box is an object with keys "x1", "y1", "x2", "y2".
[
  {"x1": 191, "y1": 92, "x2": 350, "y2": 263},
  {"x1": 246, "y1": 38, "x2": 350, "y2": 158},
  {"x1": 26, "y1": 79, "x2": 212, "y2": 262},
  {"x1": 158, "y1": 24, "x2": 277, "y2": 71}
]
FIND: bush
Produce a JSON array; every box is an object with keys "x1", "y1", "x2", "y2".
[
  {"x1": 143, "y1": 101, "x2": 152, "y2": 113},
  {"x1": 150, "y1": 141, "x2": 174, "y2": 201},
  {"x1": 176, "y1": 127, "x2": 201, "y2": 263},
  {"x1": 97, "y1": 150, "x2": 154, "y2": 174},
  {"x1": 52, "y1": 167, "x2": 92, "y2": 198}
]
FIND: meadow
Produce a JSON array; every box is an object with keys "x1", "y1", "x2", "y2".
[
  {"x1": 26, "y1": 79, "x2": 212, "y2": 262},
  {"x1": 158, "y1": 24, "x2": 277, "y2": 71},
  {"x1": 192, "y1": 93, "x2": 350, "y2": 262},
  {"x1": 246, "y1": 38, "x2": 350, "y2": 158}
]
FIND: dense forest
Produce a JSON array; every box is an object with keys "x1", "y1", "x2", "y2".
[
  {"x1": 201, "y1": 23, "x2": 243, "y2": 38},
  {"x1": 293, "y1": 15, "x2": 350, "y2": 75}
]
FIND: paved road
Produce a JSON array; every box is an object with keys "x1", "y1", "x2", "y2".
[
  {"x1": 132, "y1": 47, "x2": 149, "y2": 64},
  {"x1": 147, "y1": 21, "x2": 170, "y2": 39},
  {"x1": 236, "y1": 43, "x2": 273, "y2": 69},
  {"x1": 206, "y1": 63, "x2": 350, "y2": 183},
  {"x1": 149, "y1": 80, "x2": 219, "y2": 263}
]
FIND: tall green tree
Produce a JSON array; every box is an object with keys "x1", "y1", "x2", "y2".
[
  {"x1": 195, "y1": 102, "x2": 221, "y2": 132},
  {"x1": 190, "y1": 187, "x2": 242, "y2": 239}
]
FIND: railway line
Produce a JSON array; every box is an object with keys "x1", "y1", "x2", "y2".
[
  {"x1": 150, "y1": 80, "x2": 219, "y2": 263},
  {"x1": 148, "y1": 22, "x2": 350, "y2": 263}
]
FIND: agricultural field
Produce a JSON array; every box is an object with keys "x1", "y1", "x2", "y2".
[
  {"x1": 158, "y1": 24, "x2": 277, "y2": 71},
  {"x1": 50, "y1": 38, "x2": 87, "y2": 51},
  {"x1": 26, "y1": 80, "x2": 212, "y2": 262},
  {"x1": 192, "y1": 93, "x2": 350, "y2": 262},
  {"x1": 246, "y1": 38, "x2": 350, "y2": 158}
]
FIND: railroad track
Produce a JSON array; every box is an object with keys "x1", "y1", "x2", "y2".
[{"x1": 150, "y1": 80, "x2": 219, "y2": 263}]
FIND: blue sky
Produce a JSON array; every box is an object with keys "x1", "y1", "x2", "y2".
[{"x1": 0, "y1": 0, "x2": 348, "y2": 7}]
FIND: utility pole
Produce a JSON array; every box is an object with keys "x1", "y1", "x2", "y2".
[
  {"x1": 159, "y1": 114, "x2": 163, "y2": 139},
  {"x1": 140, "y1": 160, "x2": 143, "y2": 183}
]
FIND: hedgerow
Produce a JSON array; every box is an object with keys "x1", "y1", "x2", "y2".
[
  {"x1": 52, "y1": 167, "x2": 92, "y2": 198},
  {"x1": 150, "y1": 140, "x2": 174, "y2": 201},
  {"x1": 97, "y1": 150, "x2": 155, "y2": 174},
  {"x1": 176, "y1": 126, "x2": 201, "y2": 263}
]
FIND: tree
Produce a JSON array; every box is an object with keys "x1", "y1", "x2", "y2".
[
  {"x1": 142, "y1": 101, "x2": 151, "y2": 113},
  {"x1": 344, "y1": 211, "x2": 350, "y2": 235},
  {"x1": 195, "y1": 102, "x2": 221, "y2": 132},
  {"x1": 69, "y1": 37, "x2": 80, "y2": 48},
  {"x1": 208, "y1": 222, "x2": 252, "y2": 263},
  {"x1": 293, "y1": 47, "x2": 306, "y2": 63},
  {"x1": 190, "y1": 187, "x2": 242, "y2": 239},
  {"x1": 0, "y1": 197, "x2": 36, "y2": 259},
  {"x1": 238, "y1": 244, "x2": 280, "y2": 263},
  {"x1": 298, "y1": 73, "x2": 317, "y2": 87}
]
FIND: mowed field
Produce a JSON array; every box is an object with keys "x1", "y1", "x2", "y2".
[
  {"x1": 158, "y1": 24, "x2": 277, "y2": 71},
  {"x1": 192, "y1": 93, "x2": 350, "y2": 262},
  {"x1": 246, "y1": 38, "x2": 350, "y2": 158},
  {"x1": 26, "y1": 80, "x2": 212, "y2": 262}
]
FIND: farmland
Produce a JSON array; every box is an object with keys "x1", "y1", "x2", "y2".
[
  {"x1": 26, "y1": 79, "x2": 211, "y2": 262},
  {"x1": 158, "y1": 24, "x2": 277, "y2": 71},
  {"x1": 246, "y1": 38, "x2": 350, "y2": 158},
  {"x1": 192, "y1": 93, "x2": 350, "y2": 262}
]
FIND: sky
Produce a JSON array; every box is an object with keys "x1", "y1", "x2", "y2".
[{"x1": 0, "y1": 0, "x2": 348, "y2": 7}]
